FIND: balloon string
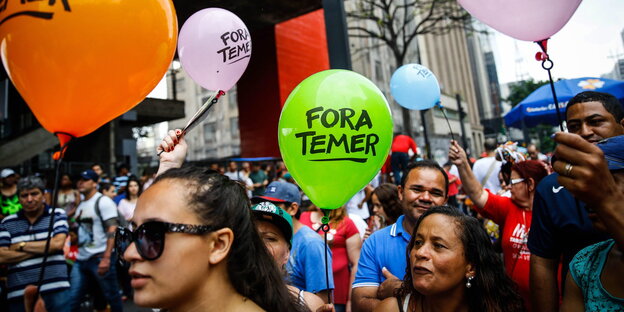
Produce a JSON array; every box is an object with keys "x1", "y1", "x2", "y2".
[
  {"x1": 437, "y1": 103, "x2": 456, "y2": 142},
  {"x1": 33, "y1": 134, "x2": 72, "y2": 310},
  {"x1": 536, "y1": 41, "x2": 564, "y2": 132},
  {"x1": 320, "y1": 209, "x2": 332, "y2": 304}
]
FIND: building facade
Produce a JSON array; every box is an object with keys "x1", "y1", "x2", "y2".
[{"x1": 164, "y1": 65, "x2": 241, "y2": 161}]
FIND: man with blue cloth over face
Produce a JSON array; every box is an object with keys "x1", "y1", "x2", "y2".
[
  {"x1": 529, "y1": 91, "x2": 624, "y2": 311},
  {"x1": 552, "y1": 132, "x2": 624, "y2": 310}
]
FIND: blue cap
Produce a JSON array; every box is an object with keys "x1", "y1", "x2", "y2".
[
  {"x1": 252, "y1": 181, "x2": 301, "y2": 205},
  {"x1": 80, "y1": 169, "x2": 99, "y2": 182},
  {"x1": 597, "y1": 135, "x2": 624, "y2": 171}
]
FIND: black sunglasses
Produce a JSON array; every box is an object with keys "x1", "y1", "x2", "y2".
[{"x1": 115, "y1": 221, "x2": 218, "y2": 263}]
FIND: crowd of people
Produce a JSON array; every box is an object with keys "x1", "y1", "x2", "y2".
[{"x1": 0, "y1": 90, "x2": 622, "y2": 311}]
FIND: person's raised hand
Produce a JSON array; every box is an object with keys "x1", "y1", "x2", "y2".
[
  {"x1": 553, "y1": 132, "x2": 618, "y2": 208},
  {"x1": 156, "y1": 129, "x2": 188, "y2": 176},
  {"x1": 377, "y1": 267, "x2": 402, "y2": 300},
  {"x1": 448, "y1": 140, "x2": 468, "y2": 167}
]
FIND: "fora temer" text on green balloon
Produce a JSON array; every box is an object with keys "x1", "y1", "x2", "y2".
[{"x1": 294, "y1": 107, "x2": 380, "y2": 157}]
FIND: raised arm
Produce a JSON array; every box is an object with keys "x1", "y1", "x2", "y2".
[
  {"x1": 553, "y1": 132, "x2": 624, "y2": 251},
  {"x1": 448, "y1": 140, "x2": 488, "y2": 208},
  {"x1": 156, "y1": 129, "x2": 188, "y2": 176}
]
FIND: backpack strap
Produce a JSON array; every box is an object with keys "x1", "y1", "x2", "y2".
[
  {"x1": 480, "y1": 159, "x2": 498, "y2": 187},
  {"x1": 94, "y1": 194, "x2": 107, "y2": 231}
]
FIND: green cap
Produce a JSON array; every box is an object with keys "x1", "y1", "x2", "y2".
[{"x1": 251, "y1": 202, "x2": 293, "y2": 244}]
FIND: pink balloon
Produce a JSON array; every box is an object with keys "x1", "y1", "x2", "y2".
[
  {"x1": 178, "y1": 8, "x2": 252, "y2": 91},
  {"x1": 458, "y1": 0, "x2": 581, "y2": 42}
]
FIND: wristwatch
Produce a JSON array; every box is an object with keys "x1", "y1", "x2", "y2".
[{"x1": 18, "y1": 241, "x2": 26, "y2": 251}]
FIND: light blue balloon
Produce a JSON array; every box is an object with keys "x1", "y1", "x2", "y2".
[{"x1": 390, "y1": 64, "x2": 441, "y2": 110}]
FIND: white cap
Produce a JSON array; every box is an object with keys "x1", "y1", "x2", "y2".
[{"x1": 1, "y1": 168, "x2": 16, "y2": 178}]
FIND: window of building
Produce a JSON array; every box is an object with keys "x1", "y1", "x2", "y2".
[
  {"x1": 374, "y1": 60, "x2": 383, "y2": 82},
  {"x1": 174, "y1": 75, "x2": 185, "y2": 94},
  {"x1": 228, "y1": 87, "x2": 238, "y2": 111},
  {"x1": 203, "y1": 122, "x2": 217, "y2": 144},
  {"x1": 230, "y1": 117, "x2": 239, "y2": 139}
]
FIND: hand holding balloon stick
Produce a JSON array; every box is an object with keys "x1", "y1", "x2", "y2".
[
  {"x1": 160, "y1": 8, "x2": 252, "y2": 156},
  {"x1": 156, "y1": 90, "x2": 225, "y2": 156}
]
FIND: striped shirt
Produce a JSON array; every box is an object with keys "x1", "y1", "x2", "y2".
[{"x1": 0, "y1": 207, "x2": 70, "y2": 299}]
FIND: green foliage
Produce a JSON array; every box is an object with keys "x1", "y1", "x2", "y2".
[
  {"x1": 505, "y1": 79, "x2": 557, "y2": 151},
  {"x1": 533, "y1": 124, "x2": 556, "y2": 152},
  {"x1": 505, "y1": 79, "x2": 548, "y2": 107}
]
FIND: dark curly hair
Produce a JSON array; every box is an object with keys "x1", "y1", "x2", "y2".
[
  {"x1": 372, "y1": 183, "x2": 403, "y2": 224},
  {"x1": 154, "y1": 166, "x2": 309, "y2": 312},
  {"x1": 566, "y1": 91, "x2": 624, "y2": 122},
  {"x1": 397, "y1": 206, "x2": 524, "y2": 312}
]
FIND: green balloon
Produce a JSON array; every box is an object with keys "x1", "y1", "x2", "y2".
[{"x1": 278, "y1": 70, "x2": 393, "y2": 209}]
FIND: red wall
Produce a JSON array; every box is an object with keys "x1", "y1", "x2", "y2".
[
  {"x1": 275, "y1": 9, "x2": 330, "y2": 105},
  {"x1": 237, "y1": 9, "x2": 330, "y2": 157}
]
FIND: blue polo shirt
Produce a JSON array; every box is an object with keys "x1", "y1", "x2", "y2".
[
  {"x1": 0, "y1": 207, "x2": 69, "y2": 300},
  {"x1": 353, "y1": 215, "x2": 411, "y2": 288}
]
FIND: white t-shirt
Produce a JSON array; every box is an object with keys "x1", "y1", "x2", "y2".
[
  {"x1": 472, "y1": 156, "x2": 502, "y2": 194},
  {"x1": 117, "y1": 199, "x2": 136, "y2": 221},
  {"x1": 346, "y1": 188, "x2": 370, "y2": 220},
  {"x1": 349, "y1": 213, "x2": 368, "y2": 239},
  {"x1": 223, "y1": 171, "x2": 253, "y2": 198},
  {"x1": 75, "y1": 193, "x2": 118, "y2": 260},
  {"x1": 224, "y1": 171, "x2": 241, "y2": 181}
]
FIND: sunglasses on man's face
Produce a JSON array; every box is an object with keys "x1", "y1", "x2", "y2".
[{"x1": 115, "y1": 221, "x2": 218, "y2": 264}]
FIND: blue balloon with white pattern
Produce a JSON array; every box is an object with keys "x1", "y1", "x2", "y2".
[{"x1": 390, "y1": 64, "x2": 440, "y2": 110}]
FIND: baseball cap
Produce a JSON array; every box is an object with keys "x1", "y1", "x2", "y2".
[
  {"x1": 252, "y1": 181, "x2": 301, "y2": 205},
  {"x1": 597, "y1": 135, "x2": 624, "y2": 171},
  {"x1": 80, "y1": 169, "x2": 99, "y2": 182},
  {"x1": 1, "y1": 168, "x2": 16, "y2": 178},
  {"x1": 251, "y1": 202, "x2": 293, "y2": 244}
]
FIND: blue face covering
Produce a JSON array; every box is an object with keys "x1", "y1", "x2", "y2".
[{"x1": 597, "y1": 135, "x2": 624, "y2": 171}]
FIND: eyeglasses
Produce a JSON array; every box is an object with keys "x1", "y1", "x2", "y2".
[
  {"x1": 115, "y1": 221, "x2": 218, "y2": 263},
  {"x1": 509, "y1": 178, "x2": 525, "y2": 186}
]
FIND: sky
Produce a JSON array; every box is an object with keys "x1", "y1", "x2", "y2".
[
  {"x1": 149, "y1": 0, "x2": 624, "y2": 98},
  {"x1": 491, "y1": 0, "x2": 624, "y2": 84}
]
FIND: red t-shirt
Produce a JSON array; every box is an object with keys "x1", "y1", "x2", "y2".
[
  {"x1": 476, "y1": 191, "x2": 532, "y2": 309},
  {"x1": 391, "y1": 135, "x2": 417, "y2": 154},
  {"x1": 445, "y1": 171, "x2": 461, "y2": 196},
  {"x1": 300, "y1": 212, "x2": 360, "y2": 304}
]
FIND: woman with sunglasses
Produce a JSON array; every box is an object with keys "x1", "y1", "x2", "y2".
[
  {"x1": 448, "y1": 140, "x2": 547, "y2": 310},
  {"x1": 116, "y1": 166, "x2": 309, "y2": 311}
]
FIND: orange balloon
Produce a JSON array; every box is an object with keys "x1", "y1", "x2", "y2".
[{"x1": 0, "y1": 0, "x2": 178, "y2": 138}]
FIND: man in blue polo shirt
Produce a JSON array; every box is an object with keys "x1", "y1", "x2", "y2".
[
  {"x1": 0, "y1": 176, "x2": 70, "y2": 312},
  {"x1": 352, "y1": 160, "x2": 448, "y2": 312}
]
